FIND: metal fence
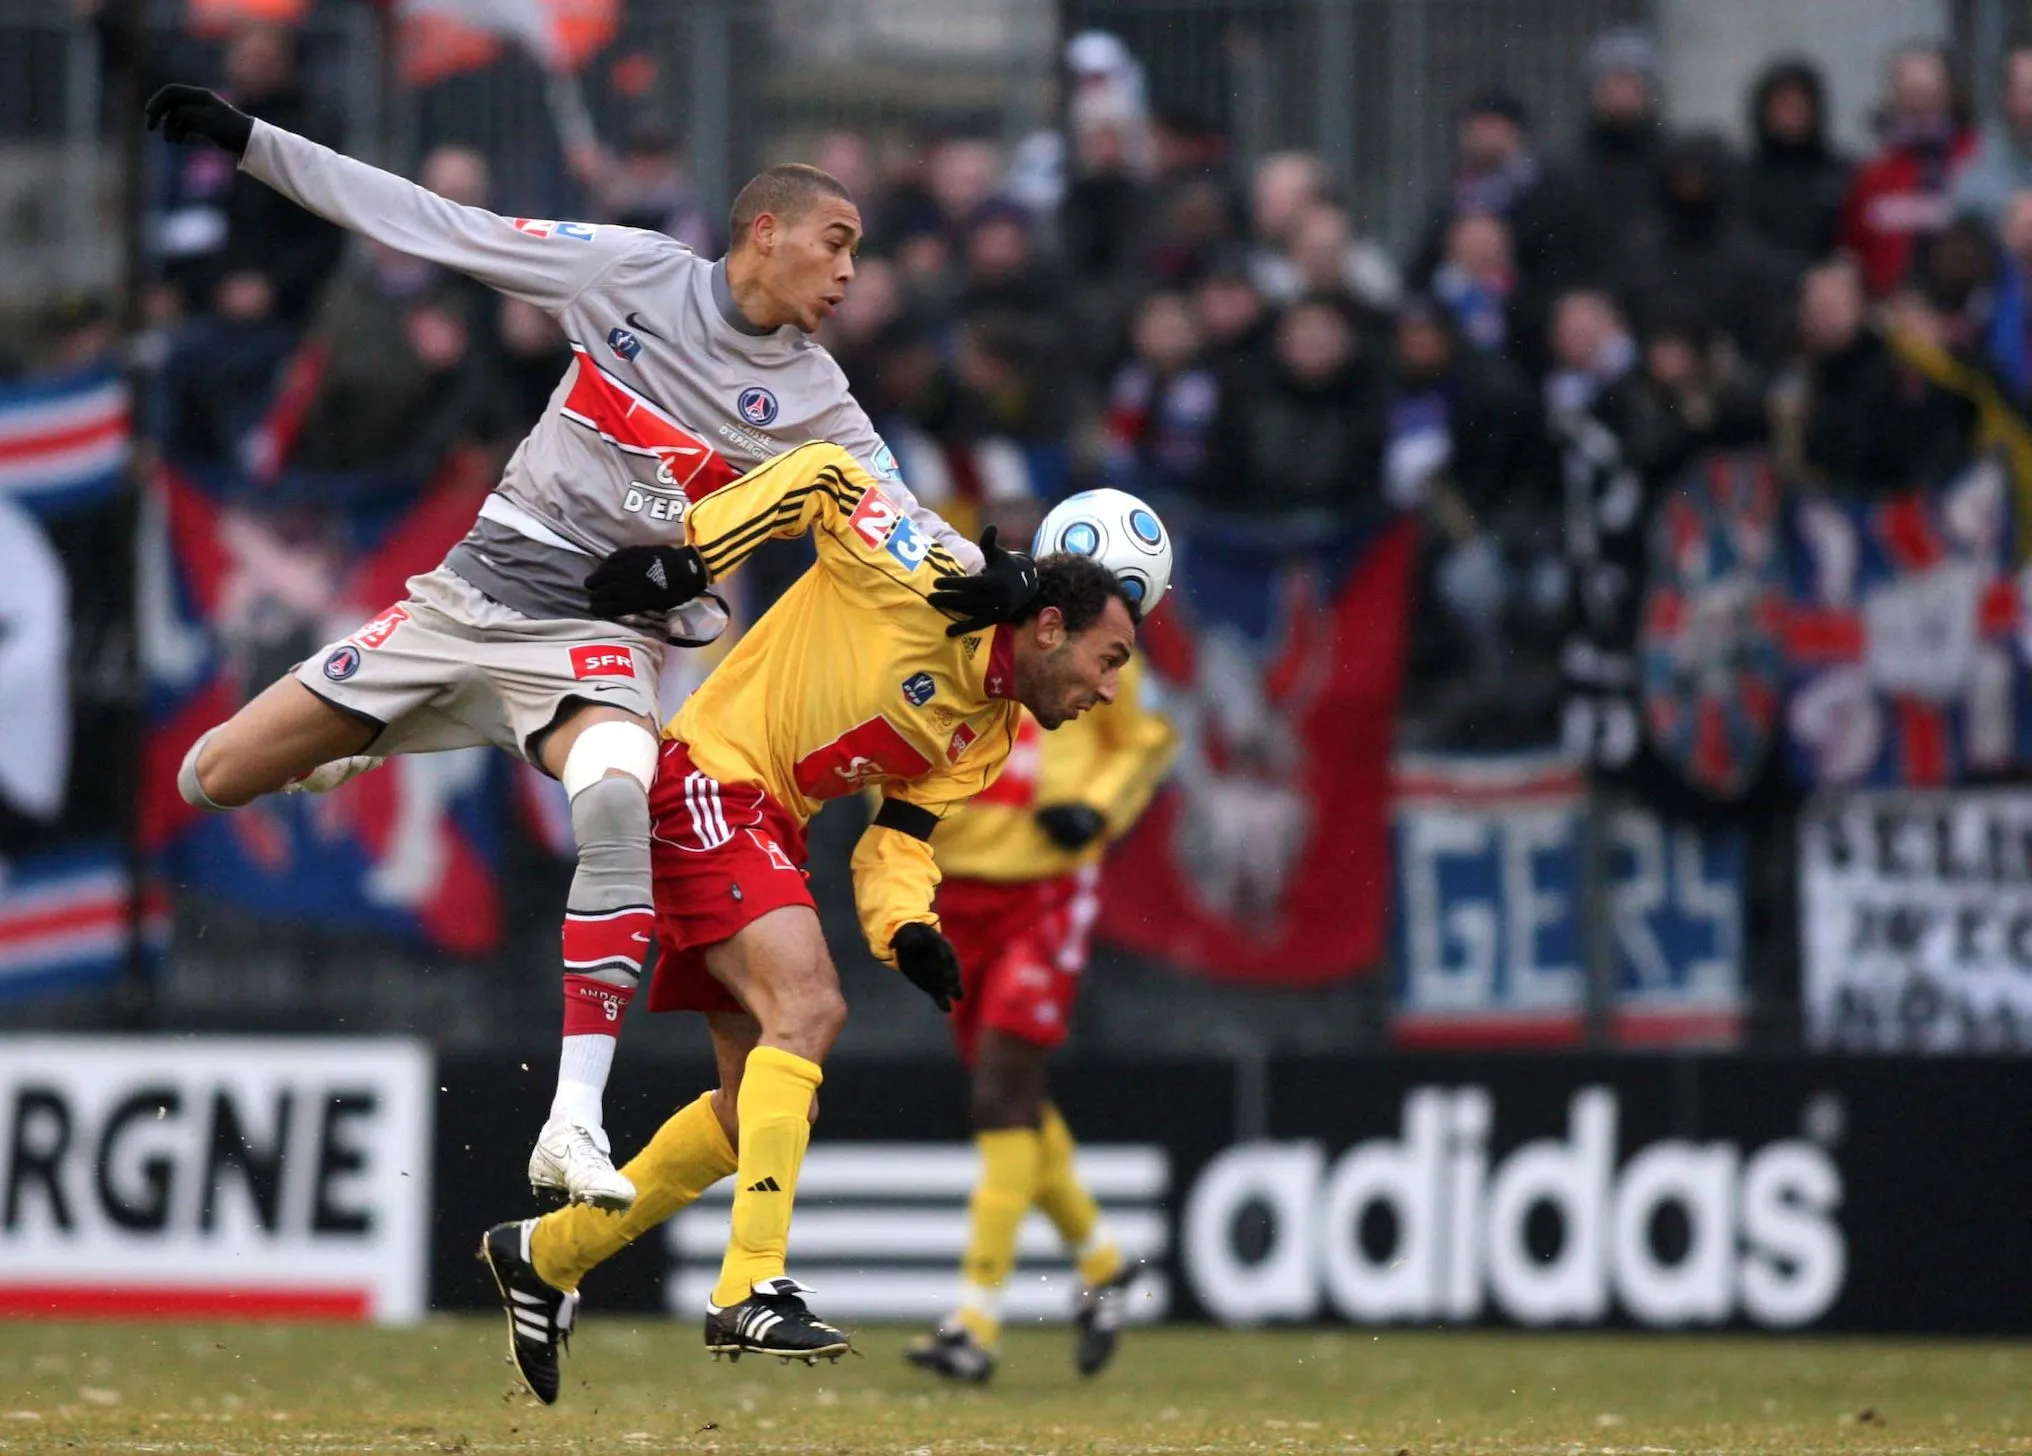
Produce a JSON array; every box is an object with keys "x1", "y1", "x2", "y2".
[
  {"x1": 0, "y1": 0, "x2": 1664, "y2": 302},
  {"x1": 1066, "y1": 0, "x2": 1651, "y2": 249}
]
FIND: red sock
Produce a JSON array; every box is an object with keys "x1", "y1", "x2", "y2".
[{"x1": 560, "y1": 905, "x2": 651, "y2": 1036}]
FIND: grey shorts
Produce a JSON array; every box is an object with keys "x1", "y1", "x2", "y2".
[{"x1": 294, "y1": 566, "x2": 665, "y2": 762}]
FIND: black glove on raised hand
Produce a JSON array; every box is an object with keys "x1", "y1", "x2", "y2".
[
  {"x1": 1035, "y1": 802, "x2": 1107, "y2": 851},
  {"x1": 584, "y1": 544, "x2": 709, "y2": 619},
  {"x1": 928, "y1": 525, "x2": 1039, "y2": 639},
  {"x1": 144, "y1": 85, "x2": 254, "y2": 156},
  {"x1": 891, "y1": 922, "x2": 964, "y2": 1013}
]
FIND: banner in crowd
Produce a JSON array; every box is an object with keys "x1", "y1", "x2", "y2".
[
  {"x1": 141, "y1": 451, "x2": 508, "y2": 956},
  {"x1": 1098, "y1": 518, "x2": 1415, "y2": 985},
  {"x1": 0, "y1": 1036, "x2": 433, "y2": 1321},
  {"x1": 1801, "y1": 788, "x2": 2032, "y2": 1052},
  {"x1": 1783, "y1": 458, "x2": 2032, "y2": 789},
  {"x1": 428, "y1": 1051, "x2": 2032, "y2": 1334},
  {"x1": 1390, "y1": 754, "x2": 1745, "y2": 1048},
  {"x1": 0, "y1": 366, "x2": 158, "y2": 999},
  {"x1": 1638, "y1": 452, "x2": 1786, "y2": 799}
]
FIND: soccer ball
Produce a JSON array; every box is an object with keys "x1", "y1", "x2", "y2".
[{"x1": 1032, "y1": 489, "x2": 1173, "y2": 616}]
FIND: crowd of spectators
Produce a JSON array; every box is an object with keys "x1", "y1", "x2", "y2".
[{"x1": 116, "y1": 19, "x2": 2032, "y2": 773}]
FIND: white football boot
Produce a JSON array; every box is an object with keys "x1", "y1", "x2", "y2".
[{"x1": 527, "y1": 1118, "x2": 636, "y2": 1212}]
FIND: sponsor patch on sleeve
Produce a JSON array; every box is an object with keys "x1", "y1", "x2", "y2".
[
  {"x1": 570, "y1": 645, "x2": 638, "y2": 679},
  {"x1": 511, "y1": 218, "x2": 598, "y2": 242},
  {"x1": 350, "y1": 604, "x2": 410, "y2": 651},
  {"x1": 946, "y1": 722, "x2": 978, "y2": 762},
  {"x1": 848, "y1": 490, "x2": 902, "y2": 550},
  {"x1": 884, "y1": 516, "x2": 931, "y2": 572}
]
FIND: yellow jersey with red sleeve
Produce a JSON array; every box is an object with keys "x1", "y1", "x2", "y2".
[
  {"x1": 929, "y1": 657, "x2": 1177, "y2": 884},
  {"x1": 665, "y1": 441, "x2": 1021, "y2": 962}
]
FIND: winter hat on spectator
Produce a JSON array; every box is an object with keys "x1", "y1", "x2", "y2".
[
  {"x1": 966, "y1": 196, "x2": 1034, "y2": 238},
  {"x1": 1460, "y1": 88, "x2": 1531, "y2": 134},
  {"x1": 1586, "y1": 26, "x2": 1661, "y2": 85}
]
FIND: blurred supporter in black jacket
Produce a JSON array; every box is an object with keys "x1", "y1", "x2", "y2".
[{"x1": 1742, "y1": 58, "x2": 1852, "y2": 280}]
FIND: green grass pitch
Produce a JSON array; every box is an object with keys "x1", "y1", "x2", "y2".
[{"x1": 1, "y1": 1318, "x2": 2027, "y2": 1453}]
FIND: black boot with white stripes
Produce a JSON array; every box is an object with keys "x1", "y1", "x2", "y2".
[
  {"x1": 480, "y1": 1219, "x2": 579, "y2": 1404},
  {"x1": 704, "y1": 1277, "x2": 849, "y2": 1364}
]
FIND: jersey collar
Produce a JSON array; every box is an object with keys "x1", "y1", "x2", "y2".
[
  {"x1": 710, "y1": 258, "x2": 777, "y2": 338},
  {"x1": 979, "y1": 624, "x2": 1018, "y2": 702}
]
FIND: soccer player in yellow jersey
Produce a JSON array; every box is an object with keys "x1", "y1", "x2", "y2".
[
  {"x1": 903, "y1": 657, "x2": 1175, "y2": 1385},
  {"x1": 479, "y1": 441, "x2": 1142, "y2": 1402}
]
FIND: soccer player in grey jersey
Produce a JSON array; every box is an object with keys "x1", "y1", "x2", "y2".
[{"x1": 146, "y1": 85, "x2": 1036, "y2": 1213}]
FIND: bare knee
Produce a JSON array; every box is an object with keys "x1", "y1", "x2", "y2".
[
  {"x1": 187, "y1": 680, "x2": 374, "y2": 806},
  {"x1": 764, "y1": 982, "x2": 847, "y2": 1063}
]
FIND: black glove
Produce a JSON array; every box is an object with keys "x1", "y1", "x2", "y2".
[
  {"x1": 928, "y1": 525, "x2": 1039, "y2": 639},
  {"x1": 1036, "y1": 802, "x2": 1107, "y2": 851},
  {"x1": 585, "y1": 544, "x2": 709, "y2": 619},
  {"x1": 144, "y1": 85, "x2": 254, "y2": 156},
  {"x1": 891, "y1": 922, "x2": 964, "y2": 1013}
]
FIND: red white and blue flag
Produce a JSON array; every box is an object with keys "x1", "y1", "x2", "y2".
[
  {"x1": 0, "y1": 367, "x2": 128, "y2": 509},
  {"x1": 0, "y1": 365, "x2": 158, "y2": 1000},
  {"x1": 141, "y1": 448, "x2": 508, "y2": 956},
  {"x1": 1097, "y1": 514, "x2": 1415, "y2": 985},
  {"x1": 1783, "y1": 456, "x2": 2032, "y2": 788}
]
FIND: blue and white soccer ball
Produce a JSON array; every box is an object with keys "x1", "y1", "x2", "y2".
[{"x1": 1033, "y1": 488, "x2": 1173, "y2": 616}]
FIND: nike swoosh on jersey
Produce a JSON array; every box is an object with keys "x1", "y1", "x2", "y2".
[{"x1": 624, "y1": 311, "x2": 666, "y2": 341}]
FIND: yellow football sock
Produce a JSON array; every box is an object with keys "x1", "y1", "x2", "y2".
[
  {"x1": 710, "y1": 1045, "x2": 823, "y2": 1308},
  {"x1": 530, "y1": 1092, "x2": 736, "y2": 1293},
  {"x1": 1035, "y1": 1104, "x2": 1121, "y2": 1287},
  {"x1": 953, "y1": 1127, "x2": 1040, "y2": 1348}
]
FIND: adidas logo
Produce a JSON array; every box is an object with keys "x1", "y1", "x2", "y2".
[
  {"x1": 647, "y1": 558, "x2": 669, "y2": 589},
  {"x1": 746, "y1": 1176, "x2": 782, "y2": 1192},
  {"x1": 962, "y1": 636, "x2": 981, "y2": 659}
]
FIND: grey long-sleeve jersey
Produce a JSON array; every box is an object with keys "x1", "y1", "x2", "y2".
[{"x1": 238, "y1": 121, "x2": 980, "y2": 633}]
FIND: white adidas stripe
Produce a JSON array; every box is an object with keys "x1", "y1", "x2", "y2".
[
  {"x1": 700, "y1": 774, "x2": 730, "y2": 844},
  {"x1": 683, "y1": 772, "x2": 732, "y2": 849}
]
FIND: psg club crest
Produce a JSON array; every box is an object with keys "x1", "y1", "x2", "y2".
[
  {"x1": 737, "y1": 386, "x2": 779, "y2": 428},
  {"x1": 323, "y1": 644, "x2": 362, "y2": 681}
]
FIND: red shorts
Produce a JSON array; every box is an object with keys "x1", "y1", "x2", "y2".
[
  {"x1": 937, "y1": 866, "x2": 1101, "y2": 1065},
  {"x1": 644, "y1": 740, "x2": 813, "y2": 1015}
]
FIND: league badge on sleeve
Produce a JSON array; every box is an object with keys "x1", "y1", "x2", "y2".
[
  {"x1": 871, "y1": 439, "x2": 902, "y2": 481},
  {"x1": 901, "y1": 672, "x2": 937, "y2": 707},
  {"x1": 607, "y1": 326, "x2": 642, "y2": 362}
]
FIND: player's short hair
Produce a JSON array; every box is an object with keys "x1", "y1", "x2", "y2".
[
  {"x1": 1019, "y1": 553, "x2": 1142, "y2": 632},
  {"x1": 728, "y1": 164, "x2": 855, "y2": 251}
]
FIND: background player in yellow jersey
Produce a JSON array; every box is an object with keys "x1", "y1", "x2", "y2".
[
  {"x1": 478, "y1": 441, "x2": 1144, "y2": 1402},
  {"x1": 904, "y1": 624, "x2": 1176, "y2": 1386}
]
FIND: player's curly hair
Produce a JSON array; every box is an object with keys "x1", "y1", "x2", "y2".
[{"x1": 1016, "y1": 553, "x2": 1142, "y2": 632}]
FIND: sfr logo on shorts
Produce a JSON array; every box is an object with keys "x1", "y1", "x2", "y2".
[
  {"x1": 571, "y1": 645, "x2": 637, "y2": 679},
  {"x1": 351, "y1": 603, "x2": 410, "y2": 650}
]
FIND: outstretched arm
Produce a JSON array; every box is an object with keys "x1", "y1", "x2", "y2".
[{"x1": 148, "y1": 86, "x2": 635, "y2": 315}]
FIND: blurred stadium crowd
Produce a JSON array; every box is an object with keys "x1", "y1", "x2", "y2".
[
  {"x1": 6, "y1": 2, "x2": 2032, "y2": 1052},
  {"x1": 67, "y1": 18, "x2": 2027, "y2": 756}
]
